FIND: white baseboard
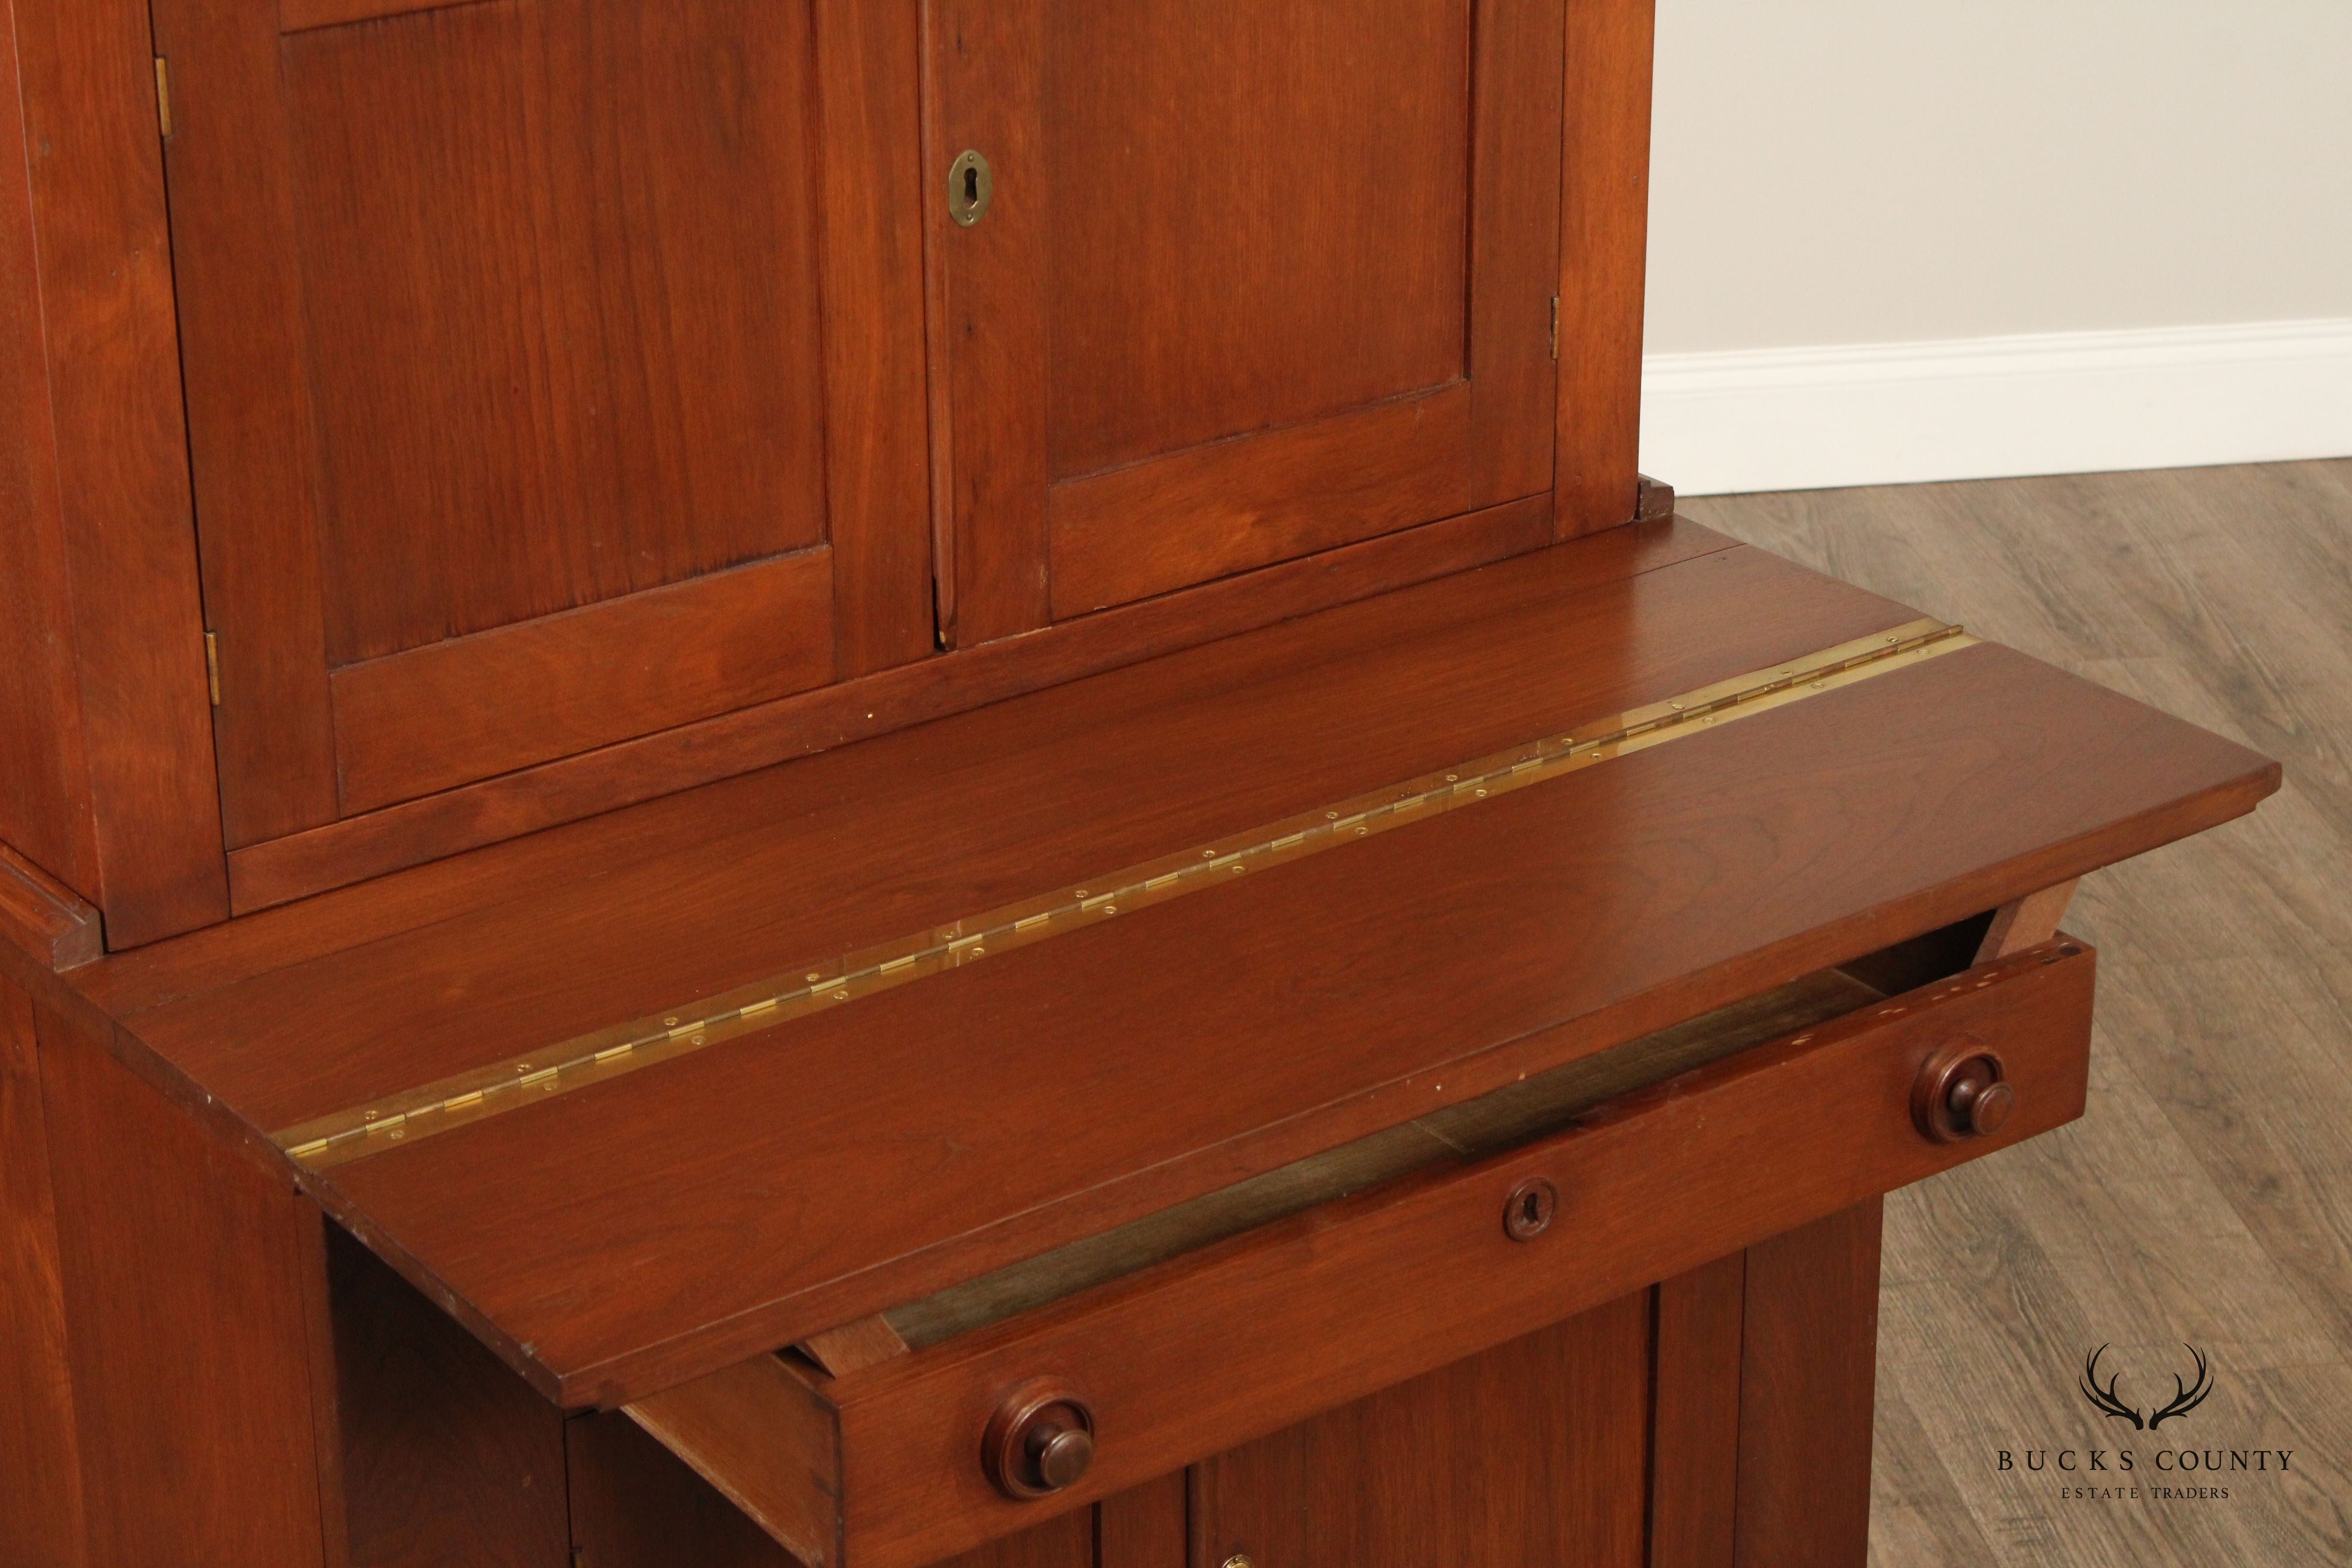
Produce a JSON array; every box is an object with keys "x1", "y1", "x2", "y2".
[{"x1": 1639, "y1": 319, "x2": 2352, "y2": 498}]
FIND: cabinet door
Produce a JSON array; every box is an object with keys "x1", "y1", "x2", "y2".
[
  {"x1": 935, "y1": 0, "x2": 1565, "y2": 640},
  {"x1": 1190, "y1": 1291, "x2": 1650, "y2": 1568},
  {"x1": 153, "y1": 0, "x2": 932, "y2": 842}
]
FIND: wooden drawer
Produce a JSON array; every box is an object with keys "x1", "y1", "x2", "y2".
[{"x1": 620, "y1": 937, "x2": 2095, "y2": 1568}]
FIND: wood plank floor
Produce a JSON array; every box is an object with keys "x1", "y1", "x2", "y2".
[{"x1": 1686, "y1": 461, "x2": 2352, "y2": 1566}]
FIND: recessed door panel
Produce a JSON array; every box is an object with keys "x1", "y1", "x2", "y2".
[
  {"x1": 155, "y1": 0, "x2": 930, "y2": 842},
  {"x1": 281, "y1": 0, "x2": 833, "y2": 667},
  {"x1": 936, "y1": 0, "x2": 1563, "y2": 635},
  {"x1": 1043, "y1": 0, "x2": 1471, "y2": 481}
]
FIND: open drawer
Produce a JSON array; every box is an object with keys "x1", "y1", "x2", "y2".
[{"x1": 623, "y1": 936, "x2": 2094, "y2": 1567}]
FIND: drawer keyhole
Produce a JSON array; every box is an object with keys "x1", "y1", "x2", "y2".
[{"x1": 1504, "y1": 1176, "x2": 1557, "y2": 1241}]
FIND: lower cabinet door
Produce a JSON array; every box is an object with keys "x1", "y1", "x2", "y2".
[{"x1": 1190, "y1": 1291, "x2": 1652, "y2": 1568}]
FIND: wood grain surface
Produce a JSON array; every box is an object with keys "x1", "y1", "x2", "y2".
[
  {"x1": 292, "y1": 639, "x2": 2266, "y2": 1409},
  {"x1": 695, "y1": 941, "x2": 2090, "y2": 1568},
  {"x1": 7, "y1": 0, "x2": 228, "y2": 941},
  {"x1": 571, "y1": 1409, "x2": 1127, "y2": 1568},
  {"x1": 1651, "y1": 1251, "x2": 1746, "y2": 1568},
  {"x1": 329, "y1": 550, "x2": 837, "y2": 813},
  {"x1": 222, "y1": 497, "x2": 1571, "y2": 911},
  {"x1": 1688, "y1": 459, "x2": 2352, "y2": 1568},
  {"x1": 41, "y1": 528, "x2": 2272, "y2": 1410},
  {"x1": 328, "y1": 1230, "x2": 569, "y2": 1568},
  {"x1": 279, "y1": 0, "x2": 835, "y2": 667},
  {"x1": 154, "y1": 0, "x2": 934, "y2": 841},
  {"x1": 1047, "y1": 387, "x2": 1474, "y2": 615},
  {"x1": 1190, "y1": 1295, "x2": 1649, "y2": 1568},
  {"x1": 940, "y1": 0, "x2": 1561, "y2": 630},
  {"x1": 109, "y1": 538, "x2": 1903, "y2": 1120},
  {"x1": 36, "y1": 1004, "x2": 331, "y2": 1568},
  {"x1": 0, "y1": 0, "x2": 98, "y2": 900},
  {"x1": 566, "y1": 1411, "x2": 803, "y2": 1568},
  {"x1": 1554, "y1": 0, "x2": 1654, "y2": 538},
  {"x1": 1733, "y1": 1200, "x2": 1884, "y2": 1567},
  {"x1": 1037, "y1": 0, "x2": 1471, "y2": 481},
  {"x1": 0, "y1": 978, "x2": 87, "y2": 1568},
  {"x1": 0, "y1": 843, "x2": 103, "y2": 972}
]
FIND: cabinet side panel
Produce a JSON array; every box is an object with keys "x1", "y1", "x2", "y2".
[
  {"x1": 330, "y1": 1227, "x2": 570, "y2": 1568},
  {"x1": 1732, "y1": 1198, "x2": 1884, "y2": 1568},
  {"x1": 0, "y1": 976, "x2": 87, "y2": 1567},
  {"x1": 0, "y1": 0, "x2": 98, "y2": 900},
  {"x1": 567, "y1": 1410, "x2": 811, "y2": 1568},
  {"x1": 1555, "y1": 0, "x2": 1655, "y2": 538},
  {"x1": 8, "y1": 0, "x2": 230, "y2": 943},
  {"x1": 37, "y1": 1007, "x2": 329, "y2": 1567}
]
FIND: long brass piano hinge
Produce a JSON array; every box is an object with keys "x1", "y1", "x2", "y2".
[{"x1": 275, "y1": 618, "x2": 1978, "y2": 1171}]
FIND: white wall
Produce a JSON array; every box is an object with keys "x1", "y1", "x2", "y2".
[{"x1": 1640, "y1": 1, "x2": 2352, "y2": 493}]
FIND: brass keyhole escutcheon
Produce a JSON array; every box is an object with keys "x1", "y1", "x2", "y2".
[{"x1": 949, "y1": 150, "x2": 994, "y2": 227}]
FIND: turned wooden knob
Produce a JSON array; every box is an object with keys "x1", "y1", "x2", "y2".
[
  {"x1": 1030, "y1": 1420, "x2": 1095, "y2": 1489},
  {"x1": 1912, "y1": 1040, "x2": 2013, "y2": 1143},
  {"x1": 984, "y1": 1380, "x2": 1096, "y2": 1498},
  {"x1": 1947, "y1": 1071, "x2": 2015, "y2": 1138}
]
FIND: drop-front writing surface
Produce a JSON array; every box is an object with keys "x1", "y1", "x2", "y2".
[{"x1": 152, "y1": 0, "x2": 933, "y2": 840}]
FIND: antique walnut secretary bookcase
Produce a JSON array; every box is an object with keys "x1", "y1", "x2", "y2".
[{"x1": 0, "y1": 0, "x2": 2277, "y2": 1564}]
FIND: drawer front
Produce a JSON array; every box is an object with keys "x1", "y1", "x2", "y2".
[{"x1": 628, "y1": 939, "x2": 2095, "y2": 1568}]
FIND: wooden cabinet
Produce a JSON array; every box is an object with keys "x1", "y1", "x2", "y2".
[
  {"x1": 930, "y1": 0, "x2": 1564, "y2": 635},
  {"x1": 0, "y1": 0, "x2": 1633, "y2": 922},
  {"x1": 152, "y1": 0, "x2": 933, "y2": 839},
  {"x1": 4, "y1": 0, "x2": 1670, "y2": 935},
  {"x1": 0, "y1": 3, "x2": 2285, "y2": 1567}
]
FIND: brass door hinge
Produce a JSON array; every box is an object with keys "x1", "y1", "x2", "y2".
[
  {"x1": 204, "y1": 632, "x2": 220, "y2": 706},
  {"x1": 1550, "y1": 295, "x2": 1561, "y2": 361},
  {"x1": 154, "y1": 58, "x2": 173, "y2": 140}
]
